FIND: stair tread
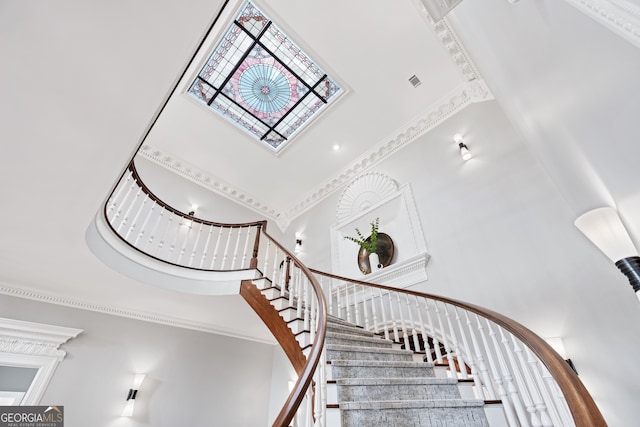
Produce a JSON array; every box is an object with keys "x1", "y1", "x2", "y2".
[
  {"x1": 337, "y1": 377, "x2": 458, "y2": 386},
  {"x1": 327, "y1": 344, "x2": 413, "y2": 355},
  {"x1": 331, "y1": 360, "x2": 435, "y2": 368},
  {"x1": 326, "y1": 331, "x2": 393, "y2": 345},
  {"x1": 339, "y1": 399, "x2": 486, "y2": 410}
]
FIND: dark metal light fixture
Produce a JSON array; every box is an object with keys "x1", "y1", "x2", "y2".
[
  {"x1": 122, "y1": 374, "x2": 146, "y2": 417},
  {"x1": 454, "y1": 134, "x2": 472, "y2": 161},
  {"x1": 575, "y1": 207, "x2": 640, "y2": 299}
]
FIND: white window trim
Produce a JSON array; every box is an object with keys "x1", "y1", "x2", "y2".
[{"x1": 0, "y1": 317, "x2": 82, "y2": 405}]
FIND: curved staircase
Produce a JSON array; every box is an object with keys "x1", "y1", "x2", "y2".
[{"x1": 94, "y1": 159, "x2": 609, "y2": 427}]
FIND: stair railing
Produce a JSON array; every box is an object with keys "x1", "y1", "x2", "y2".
[
  {"x1": 103, "y1": 160, "x2": 604, "y2": 426},
  {"x1": 255, "y1": 228, "x2": 327, "y2": 427},
  {"x1": 103, "y1": 160, "x2": 327, "y2": 427},
  {"x1": 311, "y1": 269, "x2": 607, "y2": 427},
  {"x1": 104, "y1": 161, "x2": 266, "y2": 272}
]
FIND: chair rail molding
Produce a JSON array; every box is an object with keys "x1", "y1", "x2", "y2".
[{"x1": 0, "y1": 317, "x2": 82, "y2": 405}]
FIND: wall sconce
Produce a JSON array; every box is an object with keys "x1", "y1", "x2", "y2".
[
  {"x1": 545, "y1": 337, "x2": 577, "y2": 374},
  {"x1": 122, "y1": 373, "x2": 146, "y2": 417},
  {"x1": 294, "y1": 232, "x2": 302, "y2": 254},
  {"x1": 188, "y1": 204, "x2": 198, "y2": 217},
  {"x1": 454, "y1": 134, "x2": 472, "y2": 161},
  {"x1": 575, "y1": 207, "x2": 640, "y2": 300}
]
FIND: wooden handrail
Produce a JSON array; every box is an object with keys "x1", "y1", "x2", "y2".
[
  {"x1": 103, "y1": 160, "x2": 267, "y2": 272},
  {"x1": 262, "y1": 228, "x2": 327, "y2": 427},
  {"x1": 309, "y1": 269, "x2": 607, "y2": 426},
  {"x1": 126, "y1": 160, "x2": 266, "y2": 228}
]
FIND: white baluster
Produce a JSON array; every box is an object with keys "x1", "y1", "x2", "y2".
[
  {"x1": 461, "y1": 310, "x2": 496, "y2": 399},
  {"x1": 110, "y1": 175, "x2": 135, "y2": 224},
  {"x1": 220, "y1": 227, "x2": 233, "y2": 270},
  {"x1": 166, "y1": 215, "x2": 183, "y2": 262},
  {"x1": 344, "y1": 281, "x2": 351, "y2": 324},
  {"x1": 395, "y1": 293, "x2": 410, "y2": 350},
  {"x1": 499, "y1": 327, "x2": 540, "y2": 426},
  {"x1": 377, "y1": 289, "x2": 390, "y2": 340},
  {"x1": 186, "y1": 222, "x2": 203, "y2": 268},
  {"x1": 303, "y1": 275, "x2": 310, "y2": 332},
  {"x1": 540, "y1": 364, "x2": 574, "y2": 427},
  {"x1": 423, "y1": 298, "x2": 443, "y2": 363},
  {"x1": 413, "y1": 296, "x2": 429, "y2": 358},
  {"x1": 134, "y1": 199, "x2": 156, "y2": 247},
  {"x1": 486, "y1": 319, "x2": 530, "y2": 427},
  {"x1": 434, "y1": 301, "x2": 456, "y2": 373},
  {"x1": 387, "y1": 291, "x2": 400, "y2": 343},
  {"x1": 361, "y1": 285, "x2": 371, "y2": 330},
  {"x1": 229, "y1": 226, "x2": 242, "y2": 269},
  {"x1": 240, "y1": 226, "x2": 251, "y2": 268},
  {"x1": 210, "y1": 226, "x2": 225, "y2": 269},
  {"x1": 116, "y1": 188, "x2": 142, "y2": 233},
  {"x1": 405, "y1": 294, "x2": 421, "y2": 352},
  {"x1": 143, "y1": 206, "x2": 163, "y2": 252},
  {"x1": 526, "y1": 348, "x2": 567, "y2": 427},
  {"x1": 444, "y1": 304, "x2": 468, "y2": 379},
  {"x1": 352, "y1": 283, "x2": 360, "y2": 326},
  {"x1": 155, "y1": 213, "x2": 174, "y2": 256},
  {"x1": 511, "y1": 334, "x2": 553, "y2": 426},
  {"x1": 176, "y1": 218, "x2": 194, "y2": 264},
  {"x1": 107, "y1": 172, "x2": 132, "y2": 219},
  {"x1": 124, "y1": 193, "x2": 149, "y2": 241},
  {"x1": 335, "y1": 281, "x2": 342, "y2": 319},
  {"x1": 474, "y1": 313, "x2": 518, "y2": 425},
  {"x1": 453, "y1": 307, "x2": 483, "y2": 399},
  {"x1": 198, "y1": 225, "x2": 214, "y2": 269},
  {"x1": 369, "y1": 287, "x2": 379, "y2": 334},
  {"x1": 262, "y1": 240, "x2": 271, "y2": 278}
]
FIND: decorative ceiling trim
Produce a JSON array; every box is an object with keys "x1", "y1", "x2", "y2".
[
  {"x1": 563, "y1": 0, "x2": 640, "y2": 48},
  {"x1": 0, "y1": 283, "x2": 275, "y2": 345},
  {"x1": 138, "y1": 79, "x2": 491, "y2": 231},
  {"x1": 137, "y1": 145, "x2": 280, "y2": 223},
  {"x1": 413, "y1": 0, "x2": 481, "y2": 82},
  {"x1": 279, "y1": 80, "x2": 493, "y2": 226}
]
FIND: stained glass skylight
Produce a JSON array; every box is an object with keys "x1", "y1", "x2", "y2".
[{"x1": 188, "y1": 1, "x2": 342, "y2": 152}]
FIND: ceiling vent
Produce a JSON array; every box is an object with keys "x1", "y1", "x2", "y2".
[
  {"x1": 419, "y1": 0, "x2": 464, "y2": 22},
  {"x1": 409, "y1": 75, "x2": 422, "y2": 88}
]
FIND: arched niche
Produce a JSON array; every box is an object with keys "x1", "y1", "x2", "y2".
[{"x1": 330, "y1": 173, "x2": 430, "y2": 287}]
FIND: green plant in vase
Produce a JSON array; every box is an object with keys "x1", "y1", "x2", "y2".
[{"x1": 343, "y1": 218, "x2": 382, "y2": 272}]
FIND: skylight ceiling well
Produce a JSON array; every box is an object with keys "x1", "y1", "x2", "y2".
[{"x1": 188, "y1": 1, "x2": 342, "y2": 153}]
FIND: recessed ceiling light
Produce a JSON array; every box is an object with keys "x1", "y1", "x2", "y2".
[{"x1": 333, "y1": 144, "x2": 340, "y2": 151}]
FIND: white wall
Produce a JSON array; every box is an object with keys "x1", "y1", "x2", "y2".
[
  {"x1": 289, "y1": 100, "x2": 640, "y2": 424},
  {"x1": 0, "y1": 294, "x2": 276, "y2": 427},
  {"x1": 267, "y1": 346, "x2": 297, "y2": 425}
]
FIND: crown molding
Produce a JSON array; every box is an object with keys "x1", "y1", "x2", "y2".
[
  {"x1": 412, "y1": 0, "x2": 481, "y2": 82},
  {"x1": 563, "y1": 0, "x2": 640, "y2": 48},
  {"x1": 0, "y1": 283, "x2": 275, "y2": 345},
  {"x1": 137, "y1": 146, "x2": 281, "y2": 223},
  {"x1": 280, "y1": 80, "x2": 493, "y2": 224},
  {"x1": 138, "y1": 80, "x2": 491, "y2": 231}
]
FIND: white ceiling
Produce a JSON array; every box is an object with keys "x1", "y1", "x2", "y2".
[
  {"x1": 2, "y1": 0, "x2": 640, "y2": 349},
  {"x1": 135, "y1": 0, "x2": 486, "y2": 226}
]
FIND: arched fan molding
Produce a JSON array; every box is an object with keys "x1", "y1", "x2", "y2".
[
  {"x1": 331, "y1": 173, "x2": 430, "y2": 288},
  {"x1": 336, "y1": 173, "x2": 399, "y2": 222}
]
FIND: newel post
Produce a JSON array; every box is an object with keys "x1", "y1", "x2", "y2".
[{"x1": 250, "y1": 221, "x2": 266, "y2": 269}]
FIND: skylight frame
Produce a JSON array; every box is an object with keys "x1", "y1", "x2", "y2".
[{"x1": 187, "y1": 0, "x2": 342, "y2": 154}]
